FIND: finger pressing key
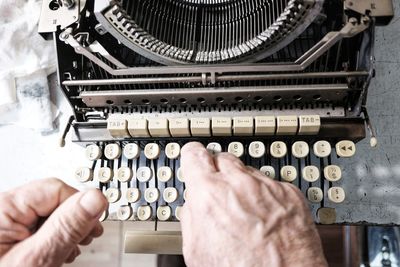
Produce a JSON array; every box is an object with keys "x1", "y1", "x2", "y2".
[{"x1": 181, "y1": 142, "x2": 217, "y2": 184}]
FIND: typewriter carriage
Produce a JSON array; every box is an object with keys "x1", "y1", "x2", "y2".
[
  {"x1": 39, "y1": 0, "x2": 392, "y2": 124},
  {"x1": 38, "y1": 0, "x2": 393, "y2": 147}
]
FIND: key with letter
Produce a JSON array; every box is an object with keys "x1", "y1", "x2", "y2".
[{"x1": 281, "y1": 166, "x2": 297, "y2": 182}]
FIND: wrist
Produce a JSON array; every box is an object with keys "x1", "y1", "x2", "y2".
[{"x1": 255, "y1": 232, "x2": 328, "y2": 267}]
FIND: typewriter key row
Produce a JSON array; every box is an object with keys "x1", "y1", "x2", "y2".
[
  {"x1": 96, "y1": 187, "x2": 344, "y2": 222},
  {"x1": 84, "y1": 140, "x2": 355, "y2": 162},
  {"x1": 107, "y1": 115, "x2": 322, "y2": 138},
  {"x1": 77, "y1": 163, "x2": 342, "y2": 184},
  {"x1": 103, "y1": 187, "x2": 185, "y2": 204},
  {"x1": 99, "y1": 205, "x2": 184, "y2": 222}
]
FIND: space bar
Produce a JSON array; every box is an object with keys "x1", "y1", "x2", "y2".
[{"x1": 124, "y1": 231, "x2": 183, "y2": 255}]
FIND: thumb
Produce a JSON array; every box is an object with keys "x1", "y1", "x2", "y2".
[{"x1": 7, "y1": 189, "x2": 107, "y2": 267}]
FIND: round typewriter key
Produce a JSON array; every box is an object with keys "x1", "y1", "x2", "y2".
[
  {"x1": 307, "y1": 187, "x2": 323, "y2": 203},
  {"x1": 75, "y1": 167, "x2": 93, "y2": 183},
  {"x1": 335, "y1": 140, "x2": 356, "y2": 158},
  {"x1": 328, "y1": 187, "x2": 345, "y2": 203},
  {"x1": 206, "y1": 142, "x2": 222, "y2": 155},
  {"x1": 228, "y1": 142, "x2": 244, "y2": 158},
  {"x1": 105, "y1": 188, "x2": 121, "y2": 203},
  {"x1": 292, "y1": 141, "x2": 309, "y2": 159},
  {"x1": 123, "y1": 143, "x2": 140, "y2": 159},
  {"x1": 104, "y1": 143, "x2": 122, "y2": 160},
  {"x1": 260, "y1": 166, "x2": 275, "y2": 179},
  {"x1": 98, "y1": 167, "x2": 114, "y2": 183},
  {"x1": 136, "y1": 167, "x2": 153, "y2": 183},
  {"x1": 137, "y1": 205, "x2": 152, "y2": 221},
  {"x1": 270, "y1": 141, "x2": 287, "y2": 158},
  {"x1": 144, "y1": 188, "x2": 160, "y2": 203},
  {"x1": 177, "y1": 168, "x2": 185, "y2": 183},
  {"x1": 99, "y1": 210, "x2": 108, "y2": 222},
  {"x1": 157, "y1": 206, "x2": 172, "y2": 221},
  {"x1": 280, "y1": 166, "x2": 297, "y2": 182},
  {"x1": 144, "y1": 143, "x2": 161, "y2": 160},
  {"x1": 175, "y1": 206, "x2": 183, "y2": 221},
  {"x1": 86, "y1": 144, "x2": 102, "y2": 161},
  {"x1": 249, "y1": 141, "x2": 265, "y2": 158},
  {"x1": 157, "y1": 166, "x2": 173, "y2": 183},
  {"x1": 163, "y1": 187, "x2": 179, "y2": 203},
  {"x1": 324, "y1": 165, "x2": 342, "y2": 182},
  {"x1": 117, "y1": 205, "x2": 133, "y2": 221},
  {"x1": 313, "y1": 141, "x2": 331, "y2": 158},
  {"x1": 126, "y1": 188, "x2": 141, "y2": 203},
  {"x1": 302, "y1": 166, "x2": 320, "y2": 183},
  {"x1": 165, "y1": 143, "x2": 181, "y2": 159},
  {"x1": 117, "y1": 167, "x2": 133, "y2": 182}
]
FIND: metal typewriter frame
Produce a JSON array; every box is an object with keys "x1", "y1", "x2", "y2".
[
  {"x1": 36, "y1": 0, "x2": 394, "y2": 147},
  {"x1": 41, "y1": 0, "x2": 391, "y2": 116},
  {"x1": 61, "y1": 16, "x2": 370, "y2": 114},
  {"x1": 38, "y1": 0, "x2": 396, "y2": 254}
]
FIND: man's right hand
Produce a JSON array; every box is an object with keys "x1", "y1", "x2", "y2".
[{"x1": 180, "y1": 142, "x2": 328, "y2": 267}]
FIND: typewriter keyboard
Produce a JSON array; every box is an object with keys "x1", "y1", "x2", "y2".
[{"x1": 75, "y1": 138, "x2": 356, "y2": 224}]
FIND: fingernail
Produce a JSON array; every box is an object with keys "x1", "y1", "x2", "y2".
[{"x1": 79, "y1": 190, "x2": 106, "y2": 218}]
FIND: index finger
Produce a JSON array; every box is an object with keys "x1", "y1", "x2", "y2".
[
  {"x1": 181, "y1": 142, "x2": 217, "y2": 185},
  {"x1": 1, "y1": 178, "x2": 78, "y2": 228}
]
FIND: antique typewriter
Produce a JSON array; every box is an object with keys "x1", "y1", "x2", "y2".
[{"x1": 39, "y1": 0, "x2": 393, "y2": 254}]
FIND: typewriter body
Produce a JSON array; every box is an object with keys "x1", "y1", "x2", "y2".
[{"x1": 39, "y1": 0, "x2": 393, "y2": 254}]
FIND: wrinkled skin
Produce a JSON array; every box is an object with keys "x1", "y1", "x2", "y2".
[
  {"x1": 0, "y1": 143, "x2": 327, "y2": 267},
  {"x1": 180, "y1": 142, "x2": 328, "y2": 267},
  {"x1": 0, "y1": 178, "x2": 107, "y2": 267}
]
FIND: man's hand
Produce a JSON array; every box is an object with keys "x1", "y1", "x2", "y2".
[
  {"x1": 180, "y1": 142, "x2": 328, "y2": 267},
  {"x1": 0, "y1": 178, "x2": 108, "y2": 267}
]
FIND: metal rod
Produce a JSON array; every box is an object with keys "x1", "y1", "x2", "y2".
[
  {"x1": 80, "y1": 84, "x2": 349, "y2": 98},
  {"x1": 63, "y1": 71, "x2": 368, "y2": 86},
  {"x1": 59, "y1": 115, "x2": 74, "y2": 147}
]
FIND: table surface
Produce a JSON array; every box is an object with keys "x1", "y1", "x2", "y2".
[{"x1": 1, "y1": 3, "x2": 400, "y2": 226}]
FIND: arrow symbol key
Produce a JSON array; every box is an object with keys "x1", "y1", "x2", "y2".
[{"x1": 336, "y1": 140, "x2": 356, "y2": 158}]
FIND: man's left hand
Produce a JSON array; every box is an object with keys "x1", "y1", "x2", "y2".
[{"x1": 0, "y1": 178, "x2": 108, "y2": 267}]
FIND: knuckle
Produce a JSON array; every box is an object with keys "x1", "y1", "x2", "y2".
[
  {"x1": 34, "y1": 178, "x2": 66, "y2": 193},
  {"x1": 45, "y1": 177, "x2": 65, "y2": 187},
  {"x1": 53, "y1": 216, "x2": 84, "y2": 245},
  {"x1": 194, "y1": 149, "x2": 210, "y2": 160},
  {"x1": 218, "y1": 152, "x2": 237, "y2": 161},
  {"x1": 181, "y1": 148, "x2": 210, "y2": 169},
  {"x1": 230, "y1": 173, "x2": 259, "y2": 190},
  {"x1": 218, "y1": 153, "x2": 246, "y2": 170},
  {"x1": 246, "y1": 175, "x2": 262, "y2": 188}
]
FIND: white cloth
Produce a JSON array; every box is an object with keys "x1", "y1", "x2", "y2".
[{"x1": 0, "y1": 0, "x2": 57, "y2": 132}]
